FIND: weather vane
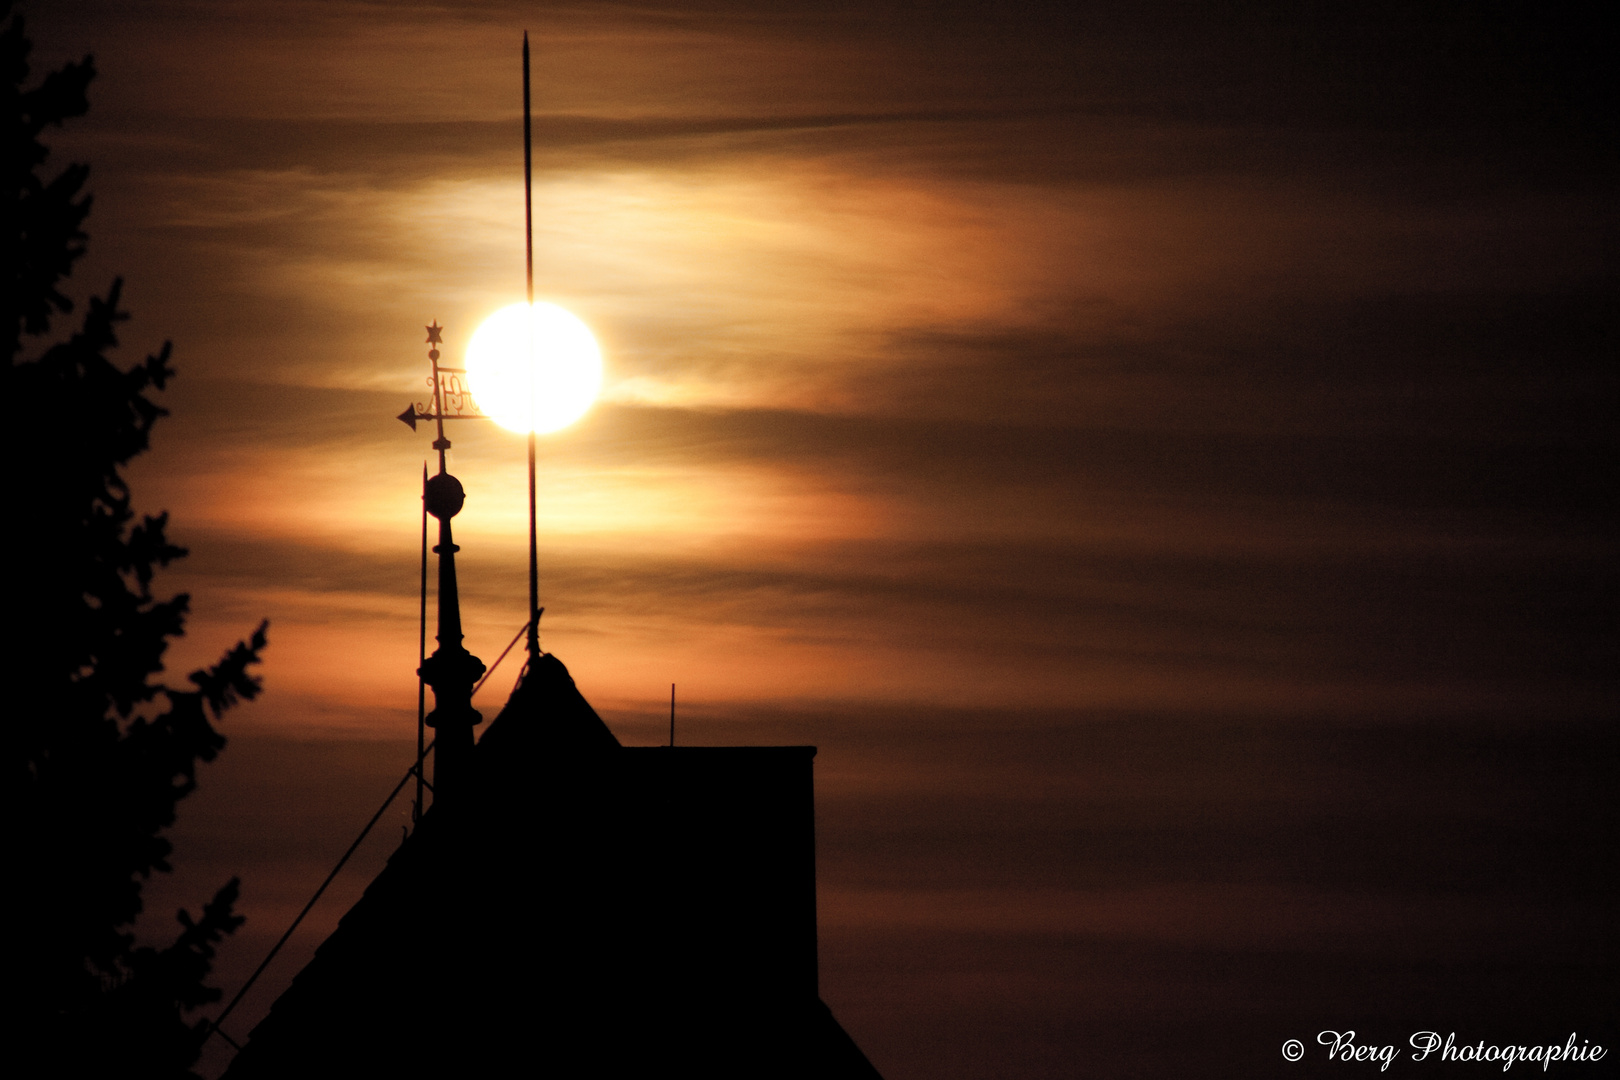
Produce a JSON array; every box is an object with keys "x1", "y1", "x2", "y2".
[
  {"x1": 396, "y1": 320, "x2": 489, "y2": 466},
  {"x1": 395, "y1": 319, "x2": 494, "y2": 826}
]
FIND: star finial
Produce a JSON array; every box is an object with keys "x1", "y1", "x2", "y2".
[{"x1": 425, "y1": 321, "x2": 444, "y2": 345}]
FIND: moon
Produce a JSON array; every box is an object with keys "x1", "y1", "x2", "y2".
[{"x1": 465, "y1": 302, "x2": 603, "y2": 434}]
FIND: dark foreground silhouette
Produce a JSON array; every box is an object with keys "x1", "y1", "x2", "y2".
[
  {"x1": 8, "y1": 7, "x2": 266, "y2": 1074},
  {"x1": 222, "y1": 652, "x2": 883, "y2": 1078}
]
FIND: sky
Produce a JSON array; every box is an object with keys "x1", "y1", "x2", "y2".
[{"x1": 22, "y1": 2, "x2": 1617, "y2": 1077}]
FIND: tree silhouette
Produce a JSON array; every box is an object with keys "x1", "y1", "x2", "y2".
[{"x1": 6, "y1": 5, "x2": 267, "y2": 1076}]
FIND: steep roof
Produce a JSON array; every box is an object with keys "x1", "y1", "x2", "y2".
[{"x1": 223, "y1": 654, "x2": 883, "y2": 1078}]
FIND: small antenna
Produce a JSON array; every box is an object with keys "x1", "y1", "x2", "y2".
[{"x1": 669, "y1": 683, "x2": 675, "y2": 747}]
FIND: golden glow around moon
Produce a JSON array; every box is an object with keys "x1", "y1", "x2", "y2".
[{"x1": 465, "y1": 302, "x2": 603, "y2": 434}]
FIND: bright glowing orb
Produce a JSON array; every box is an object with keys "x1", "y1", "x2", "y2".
[{"x1": 465, "y1": 302, "x2": 602, "y2": 434}]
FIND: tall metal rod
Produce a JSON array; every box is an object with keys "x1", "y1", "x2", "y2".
[
  {"x1": 523, "y1": 31, "x2": 541, "y2": 664},
  {"x1": 415, "y1": 463, "x2": 427, "y2": 823}
]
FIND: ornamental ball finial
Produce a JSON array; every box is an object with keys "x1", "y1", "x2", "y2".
[{"x1": 424, "y1": 471, "x2": 466, "y2": 520}]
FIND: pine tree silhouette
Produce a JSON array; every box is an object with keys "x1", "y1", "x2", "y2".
[{"x1": 6, "y1": 4, "x2": 267, "y2": 1075}]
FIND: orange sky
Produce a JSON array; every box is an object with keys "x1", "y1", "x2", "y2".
[
  {"x1": 44, "y1": 1, "x2": 1609, "y2": 731},
  {"x1": 24, "y1": 2, "x2": 1617, "y2": 1077}
]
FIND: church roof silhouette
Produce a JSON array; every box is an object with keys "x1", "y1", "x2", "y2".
[{"x1": 221, "y1": 650, "x2": 885, "y2": 1078}]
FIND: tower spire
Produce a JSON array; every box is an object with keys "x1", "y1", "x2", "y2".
[
  {"x1": 416, "y1": 324, "x2": 486, "y2": 807},
  {"x1": 420, "y1": 469, "x2": 486, "y2": 806}
]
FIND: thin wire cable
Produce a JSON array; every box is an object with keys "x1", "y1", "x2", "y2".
[
  {"x1": 207, "y1": 616, "x2": 530, "y2": 1053},
  {"x1": 204, "y1": 750, "x2": 428, "y2": 1048},
  {"x1": 473, "y1": 618, "x2": 530, "y2": 697}
]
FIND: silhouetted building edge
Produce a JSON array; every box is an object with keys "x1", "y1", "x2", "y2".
[{"x1": 223, "y1": 654, "x2": 883, "y2": 1079}]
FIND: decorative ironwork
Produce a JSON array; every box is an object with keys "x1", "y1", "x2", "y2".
[
  {"x1": 396, "y1": 323, "x2": 492, "y2": 432},
  {"x1": 434, "y1": 370, "x2": 480, "y2": 418}
]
